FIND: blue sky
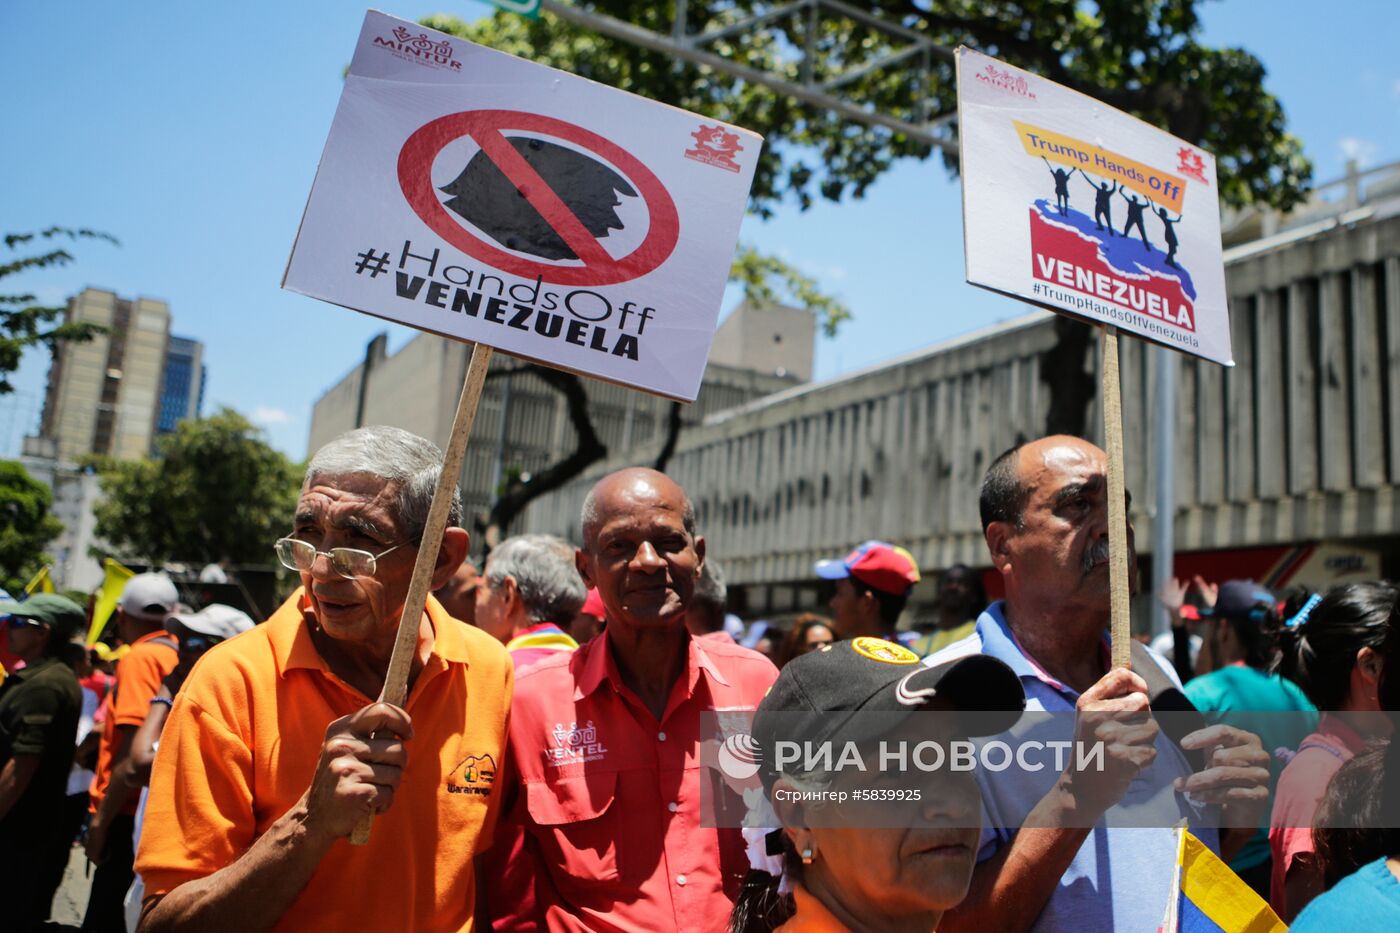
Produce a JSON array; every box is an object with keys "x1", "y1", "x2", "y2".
[{"x1": 4, "y1": 0, "x2": 1398, "y2": 460}]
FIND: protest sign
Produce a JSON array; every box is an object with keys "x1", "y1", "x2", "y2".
[
  {"x1": 285, "y1": 11, "x2": 761, "y2": 843},
  {"x1": 958, "y1": 47, "x2": 1234, "y2": 666},
  {"x1": 957, "y1": 46, "x2": 1232, "y2": 367},
  {"x1": 284, "y1": 9, "x2": 762, "y2": 401}
]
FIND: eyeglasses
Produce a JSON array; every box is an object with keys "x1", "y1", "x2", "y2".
[
  {"x1": 4, "y1": 617, "x2": 44, "y2": 630},
  {"x1": 274, "y1": 537, "x2": 403, "y2": 579}
]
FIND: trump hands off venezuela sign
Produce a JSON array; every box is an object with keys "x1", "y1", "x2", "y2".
[{"x1": 958, "y1": 47, "x2": 1232, "y2": 366}]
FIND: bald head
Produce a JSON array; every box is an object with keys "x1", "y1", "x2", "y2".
[
  {"x1": 576, "y1": 467, "x2": 704, "y2": 634},
  {"x1": 580, "y1": 468, "x2": 695, "y2": 549},
  {"x1": 981, "y1": 436, "x2": 1105, "y2": 532},
  {"x1": 983, "y1": 434, "x2": 1135, "y2": 623}
]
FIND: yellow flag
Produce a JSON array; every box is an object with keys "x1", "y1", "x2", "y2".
[
  {"x1": 87, "y1": 558, "x2": 135, "y2": 646},
  {"x1": 23, "y1": 565, "x2": 56, "y2": 595},
  {"x1": 1163, "y1": 827, "x2": 1286, "y2": 933}
]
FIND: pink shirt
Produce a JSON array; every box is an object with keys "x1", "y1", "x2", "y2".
[
  {"x1": 1269, "y1": 714, "x2": 1370, "y2": 914},
  {"x1": 488, "y1": 629, "x2": 777, "y2": 932}
]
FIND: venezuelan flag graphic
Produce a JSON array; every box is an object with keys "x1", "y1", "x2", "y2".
[{"x1": 1161, "y1": 827, "x2": 1286, "y2": 932}]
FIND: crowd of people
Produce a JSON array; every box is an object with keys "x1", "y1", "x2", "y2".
[{"x1": 1, "y1": 425, "x2": 1398, "y2": 931}]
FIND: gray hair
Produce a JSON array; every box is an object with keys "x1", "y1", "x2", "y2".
[
  {"x1": 304, "y1": 426, "x2": 462, "y2": 542},
  {"x1": 485, "y1": 534, "x2": 587, "y2": 624}
]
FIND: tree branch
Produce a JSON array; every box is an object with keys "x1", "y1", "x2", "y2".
[
  {"x1": 652, "y1": 401, "x2": 685, "y2": 473},
  {"x1": 486, "y1": 365, "x2": 607, "y2": 536}
]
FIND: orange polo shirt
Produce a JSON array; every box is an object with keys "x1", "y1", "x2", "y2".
[
  {"x1": 90, "y1": 628, "x2": 178, "y2": 814},
  {"x1": 489, "y1": 629, "x2": 777, "y2": 931},
  {"x1": 135, "y1": 589, "x2": 512, "y2": 932}
]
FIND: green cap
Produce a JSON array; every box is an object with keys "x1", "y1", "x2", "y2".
[{"x1": 2, "y1": 593, "x2": 86, "y2": 643}]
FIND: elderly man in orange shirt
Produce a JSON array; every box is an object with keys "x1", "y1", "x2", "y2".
[
  {"x1": 488, "y1": 467, "x2": 778, "y2": 931},
  {"x1": 135, "y1": 426, "x2": 512, "y2": 932}
]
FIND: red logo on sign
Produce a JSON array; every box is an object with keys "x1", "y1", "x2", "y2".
[
  {"x1": 684, "y1": 125, "x2": 744, "y2": 173},
  {"x1": 398, "y1": 111, "x2": 680, "y2": 287},
  {"x1": 1176, "y1": 147, "x2": 1208, "y2": 185}
]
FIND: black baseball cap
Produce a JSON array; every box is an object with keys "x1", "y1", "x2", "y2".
[
  {"x1": 1201, "y1": 580, "x2": 1275, "y2": 621},
  {"x1": 751, "y1": 636, "x2": 1025, "y2": 787}
]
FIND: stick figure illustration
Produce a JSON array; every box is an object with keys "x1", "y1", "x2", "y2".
[
  {"x1": 1120, "y1": 189, "x2": 1152, "y2": 251},
  {"x1": 1151, "y1": 200, "x2": 1183, "y2": 268},
  {"x1": 1077, "y1": 169, "x2": 1118, "y2": 234},
  {"x1": 1042, "y1": 157, "x2": 1073, "y2": 216}
]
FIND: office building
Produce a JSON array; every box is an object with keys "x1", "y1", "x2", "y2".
[{"x1": 156, "y1": 335, "x2": 206, "y2": 438}]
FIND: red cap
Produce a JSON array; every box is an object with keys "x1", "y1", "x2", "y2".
[{"x1": 814, "y1": 541, "x2": 921, "y2": 597}]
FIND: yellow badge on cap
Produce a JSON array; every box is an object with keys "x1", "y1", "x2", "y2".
[{"x1": 851, "y1": 637, "x2": 919, "y2": 664}]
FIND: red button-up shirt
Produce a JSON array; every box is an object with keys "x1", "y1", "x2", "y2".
[{"x1": 489, "y1": 628, "x2": 777, "y2": 932}]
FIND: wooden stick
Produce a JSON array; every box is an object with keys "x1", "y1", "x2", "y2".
[
  {"x1": 350, "y1": 341, "x2": 494, "y2": 845},
  {"x1": 1100, "y1": 325, "x2": 1132, "y2": 671}
]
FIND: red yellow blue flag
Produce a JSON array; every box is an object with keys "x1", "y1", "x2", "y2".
[{"x1": 1160, "y1": 826, "x2": 1286, "y2": 933}]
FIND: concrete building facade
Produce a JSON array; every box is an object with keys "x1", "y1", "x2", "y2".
[
  {"x1": 18, "y1": 436, "x2": 105, "y2": 593},
  {"x1": 307, "y1": 328, "x2": 804, "y2": 535}
]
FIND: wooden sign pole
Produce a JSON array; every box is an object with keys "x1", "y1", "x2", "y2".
[
  {"x1": 351, "y1": 341, "x2": 495, "y2": 845},
  {"x1": 1100, "y1": 325, "x2": 1132, "y2": 671}
]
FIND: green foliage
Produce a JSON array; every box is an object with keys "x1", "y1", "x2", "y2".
[
  {"x1": 423, "y1": 1, "x2": 1309, "y2": 213},
  {"x1": 0, "y1": 227, "x2": 117, "y2": 393},
  {"x1": 90, "y1": 409, "x2": 301, "y2": 566},
  {"x1": 0, "y1": 459, "x2": 64, "y2": 593},
  {"x1": 729, "y1": 246, "x2": 850, "y2": 336}
]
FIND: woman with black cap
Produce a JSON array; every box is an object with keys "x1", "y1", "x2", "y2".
[{"x1": 730, "y1": 636, "x2": 1025, "y2": 932}]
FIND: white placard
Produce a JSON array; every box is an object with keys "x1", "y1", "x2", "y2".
[
  {"x1": 284, "y1": 10, "x2": 763, "y2": 400},
  {"x1": 957, "y1": 47, "x2": 1232, "y2": 366}
]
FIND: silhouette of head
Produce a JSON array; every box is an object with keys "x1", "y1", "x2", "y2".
[{"x1": 438, "y1": 137, "x2": 637, "y2": 261}]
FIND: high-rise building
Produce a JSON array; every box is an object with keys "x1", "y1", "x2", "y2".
[
  {"x1": 156, "y1": 334, "x2": 206, "y2": 439},
  {"x1": 37, "y1": 287, "x2": 172, "y2": 462}
]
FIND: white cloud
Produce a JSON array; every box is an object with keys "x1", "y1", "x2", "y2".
[
  {"x1": 251, "y1": 405, "x2": 291, "y2": 425},
  {"x1": 825, "y1": 264, "x2": 848, "y2": 282},
  {"x1": 1338, "y1": 137, "x2": 1378, "y2": 168}
]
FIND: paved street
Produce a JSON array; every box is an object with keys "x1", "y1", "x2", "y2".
[{"x1": 47, "y1": 844, "x2": 92, "y2": 930}]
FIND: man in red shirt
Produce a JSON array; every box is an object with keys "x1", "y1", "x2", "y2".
[
  {"x1": 84, "y1": 572, "x2": 179, "y2": 931},
  {"x1": 488, "y1": 468, "x2": 778, "y2": 931}
]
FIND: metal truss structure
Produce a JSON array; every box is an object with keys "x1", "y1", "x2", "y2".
[{"x1": 539, "y1": 0, "x2": 959, "y2": 155}]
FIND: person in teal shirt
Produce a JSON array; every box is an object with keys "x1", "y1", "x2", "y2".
[{"x1": 1184, "y1": 580, "x2": 1319, "y2": 896}]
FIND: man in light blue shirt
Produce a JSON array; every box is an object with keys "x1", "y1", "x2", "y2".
[{"x1": 928, "y1": 436, "x2": 1271, "y2": 933}]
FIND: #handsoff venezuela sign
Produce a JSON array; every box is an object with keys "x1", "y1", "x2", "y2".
[
  {"x1": 957, "y1": 47, "x2": 1232, "y2": 366},
  {"x1": 284, "y1": 11, "x2": 762, "y2": 401}
]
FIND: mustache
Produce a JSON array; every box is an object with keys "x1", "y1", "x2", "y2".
[{"x1": 1083, "y1": 539, "x2": 1110, "y2": 574}]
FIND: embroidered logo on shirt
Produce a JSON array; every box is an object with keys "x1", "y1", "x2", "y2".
[
  {"x1": 446, "y1": 753, "x2": 497, "y2": 796},
  {"x1": 851, "y1": 636, "x2": 920, "y2": 665},
  {"x1": 545, "y1": 720, "x2": 609, "y2": 766}
]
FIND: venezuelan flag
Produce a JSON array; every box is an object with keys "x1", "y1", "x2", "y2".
[{"x1": 1161, "y1": 827, "x2": 1286, "y2": 932}]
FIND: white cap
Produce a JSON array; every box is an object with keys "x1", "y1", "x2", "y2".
[
  {"x1": 165, "y1": 604, "x2": 255, "y2": 640},
  {"x1": 119, "y1": 573, "x2": 179, "y2": 621}
]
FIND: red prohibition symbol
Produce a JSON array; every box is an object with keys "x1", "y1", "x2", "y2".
[{"x1": 398, "y1": 110, "x2": 681, "y2": 287}]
